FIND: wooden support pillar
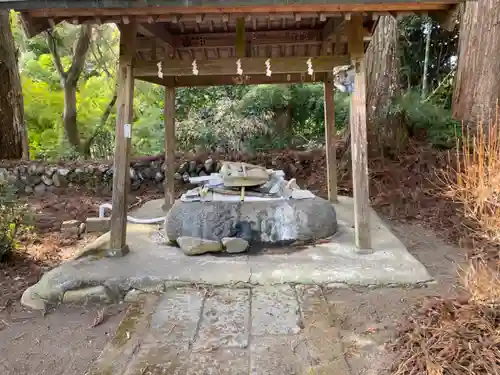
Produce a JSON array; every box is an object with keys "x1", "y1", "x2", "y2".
[
  {"x1": 109, "y1": 21, "x2": 137, "y2": 255},
  {"x1": 163, "y1": 85, "x2": 176, "y2": 211},
  {"x1": 323, "y1": 73, "x2": 338, "y2": 203},
  {"x1": 347, "y1": 16, "x2": 372, "y2": 252}
]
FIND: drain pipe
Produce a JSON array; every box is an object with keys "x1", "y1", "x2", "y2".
[{"x1": 98, "y1": 203, "x2": 166, "y2": 224}]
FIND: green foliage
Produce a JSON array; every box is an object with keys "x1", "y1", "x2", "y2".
[
  {"x1": 398, "y1": 15, "x2": 458, "y2": 107},
  {"x1": 390, "y1": 90, "x2": 461, "y2": 148},
  {"x1": 0, "y1": 182, "x2": 30, "y2": 261}
]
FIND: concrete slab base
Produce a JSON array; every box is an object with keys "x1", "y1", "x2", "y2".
[{"x1": 21, "y1": 196, "x2": 432, "y2": 309}]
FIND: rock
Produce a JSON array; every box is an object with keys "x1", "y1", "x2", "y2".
[
  {"x1": 34, "y1": 183, "x2": 46, "y2": 195},
  {"x1": 45, "y1": 166, "x2": 58, "y2": 177},
  {"x1": 182, "y1": 172, "x2": 190, "y2": 182},
  {"x1": 6, "y1": 173, "x2": 17, "y2": 184},
  {"x1": 178, "y1": 161, "x2": 189, "y2": 174},
  {"x1": 204, "y1": 158, "x2": 214, "y2": 173},
  {"x1": 222, "y1": 237, "x2": 249, "y2": 253},
  {"x1": 188, "y1": 160, "x2": 197, "y2": 173},
  {"x1": 174, "y1": 172, "x2": 182, "y2": 180},
  {"x1": 24, "y1": 185, "x2": 33, "y2": 194},
  {"x1": 41, "y1": 175, "x2": 53, "y2": 186},
  {"x1": 21, "y1": 174, "x2": 41, "y2": 186},
  {"x1": 35, "y1": 164, "x2": 45, "y2": 175},
  {"x1": 141, "y1": 167, "x2": 155, "y2": 179},
  {"x1": 199, "y1": 170, "x2": 207, "y2": 177},
  {"x1": 52, "y1": 173, "x2": 67, "y2": 187},
  {"x1": 27, "y1": 163, "x2": 38, "y2": 175},
  {"x1": 177, "y1": 236, "x2": 223, "y2": 256},
  {"x1": 155, "y1": 171, "x2": 164, "y2": 182},
  {"x1": 165, "y1": 198, "x2": 337, "y2": 245},
  {"x1": 98, "y1": 164, "x2": 108, "y2": 174},
  {"x1": 62, "y1": 285, "x2": 115, "y2": 305},
  {"x1": 86, "y1": 217, "x2": 111, "y2": 233},
  {"x1": 14, "y1": 179, "x2": 24, "y2": 191},
  {"x1": 21, "y1": 285, "x2": 47, "y2": 311},
  {"x1": 58, "y1": 168, "x2": 70, "y2": 177},
  {"x1": 129, "y1": 167, "x2": 137, "y2": 180}
]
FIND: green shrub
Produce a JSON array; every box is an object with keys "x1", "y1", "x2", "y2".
[
  {"x1": 389, "y1": 90, "x2": 461, "y2": 148},
  {"x1": 0, "y1": 182, "x2": 31, "y2": 262}
]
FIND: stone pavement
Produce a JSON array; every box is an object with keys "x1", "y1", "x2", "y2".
[{"x1": 88, "y1": 284, "x2": 356, "y2": 375}]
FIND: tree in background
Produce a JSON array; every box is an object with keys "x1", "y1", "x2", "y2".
[
  {"x1": 398, "y1": 15, "x2": 458, "y2": 107},
  {"x1": 365, "y1": 15, "x2": 406, "y2": 156},
  {"x1": 47, "y1": 24, "x2": 92, "y2": 153},
  {"x1": 453, "y1": 0, "x2": 500, "y2": 126},
  {"x1": 0, "y1": 11, "x2": 29, "y2": 159}
]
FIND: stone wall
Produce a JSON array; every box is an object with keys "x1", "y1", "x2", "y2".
[{"x1": 0, "y1": 150, "x2": 326, "y2": 196}]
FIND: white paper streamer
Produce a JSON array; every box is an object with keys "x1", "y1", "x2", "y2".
[{"x1": 265, "y1": 58, "x2": 272, "y2": 77}]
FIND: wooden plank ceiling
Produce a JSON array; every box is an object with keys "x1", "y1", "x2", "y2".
[{"x1": 16, "y1": 2, "x2": 459, "y2": 86}]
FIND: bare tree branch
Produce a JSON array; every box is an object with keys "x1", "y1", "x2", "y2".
[
  {"x1": 91, "y1": 42, "x2": 112, "y2": 78},
  {"x1": 46, "y1": 29, "x2": 66, "y2": 84}
]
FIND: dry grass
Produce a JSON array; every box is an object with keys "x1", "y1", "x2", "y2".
[
  {"x1": 390, "y1": 261, "x2": 500, "y2": 375},
  {"x1": 443, "y1": 106, "x2": 500, "y2": 247},
  {"x1": 391, "y1": 108, "x2": 500, "y2": 375}
]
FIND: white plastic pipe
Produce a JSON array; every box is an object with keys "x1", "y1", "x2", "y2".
[{"x1": 98, "y1": 203, "x2": 166, "y2": 224}]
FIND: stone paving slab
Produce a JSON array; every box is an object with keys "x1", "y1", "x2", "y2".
[
  {"x1": 88, "y1": 286, "x2": 353, "y2": 375},
  {"x1": 193, "y1": 288, "x2": 250, "y2": 351},
  {"x1": 250, "y1": 335, "x2": 312, "y2": 375},
  {"x1": 251, "y1": 285, "x2": 301, "y2": 336}
]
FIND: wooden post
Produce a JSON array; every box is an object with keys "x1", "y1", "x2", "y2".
[
  {"x1": 163, "y1": 85, "x2": 176, "y2": 211},
  {"x1": 323, "y1": 73, "x2": 338, "y2": 203},
  {"x1": 109, "y1": 22, "x2": 137, "y2": 256},
  {"x1": 347, "y1": 16, "x2": 372, "y2": 252}
]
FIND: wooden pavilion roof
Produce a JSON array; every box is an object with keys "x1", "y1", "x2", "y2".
[{"x1": 2, "y1": 0, "x2": 462, "y2": 86}]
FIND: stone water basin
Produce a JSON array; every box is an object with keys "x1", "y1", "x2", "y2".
[{"x1": 164, "y1": 197, "x2": 337, "y2": 247}]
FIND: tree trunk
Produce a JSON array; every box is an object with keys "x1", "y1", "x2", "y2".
[
  {"x1": 365, "y1": 15, "x2": 407, "y2": 157},
  {"x1": 47, "y1": 25, "x2": 92, "y2": 154},
  {"x1": 63, "y1": 83, "x2": 80, "y2": 151},
  {"x1": 452, "y1": 0, "x2": 500, "y2": 127},
  {"x1": 0, "y1": 11, "x2": 29, "y2": 160},
  {"x1": 421, "y1": 20, "x2": 432, "y2": 100}
]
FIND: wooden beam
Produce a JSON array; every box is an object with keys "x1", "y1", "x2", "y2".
[
  {"x1": 347, "y1": 15, "x2": 372, "y2": 252},
  {"x1": 136, "y1": 23, "x2": 175, "y2": 49},
  {"x1": 137, "y1": 72, "x2": 327, "y2": 87},
  {"x1": 177, "y1": 29, "x2": 321, "y2": 48},
  {"x1": 170, "y1": 29, "x2": 370, "y2": 52},
  {"x1": 163, "y1": 86, "x2": 176, "y2": 211},
  {"x1": 109, "y1": 20, "x2": 137, "y2": 255},
  {"x1": 27, "y1": 3, "x2": 463, "y2": 19},
  {"x1": 323, "y1": 73, "x2": 337, "y2": 203},
  {"x1": 136, "y1": 55, "x2": 350, "y2": 77}
]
